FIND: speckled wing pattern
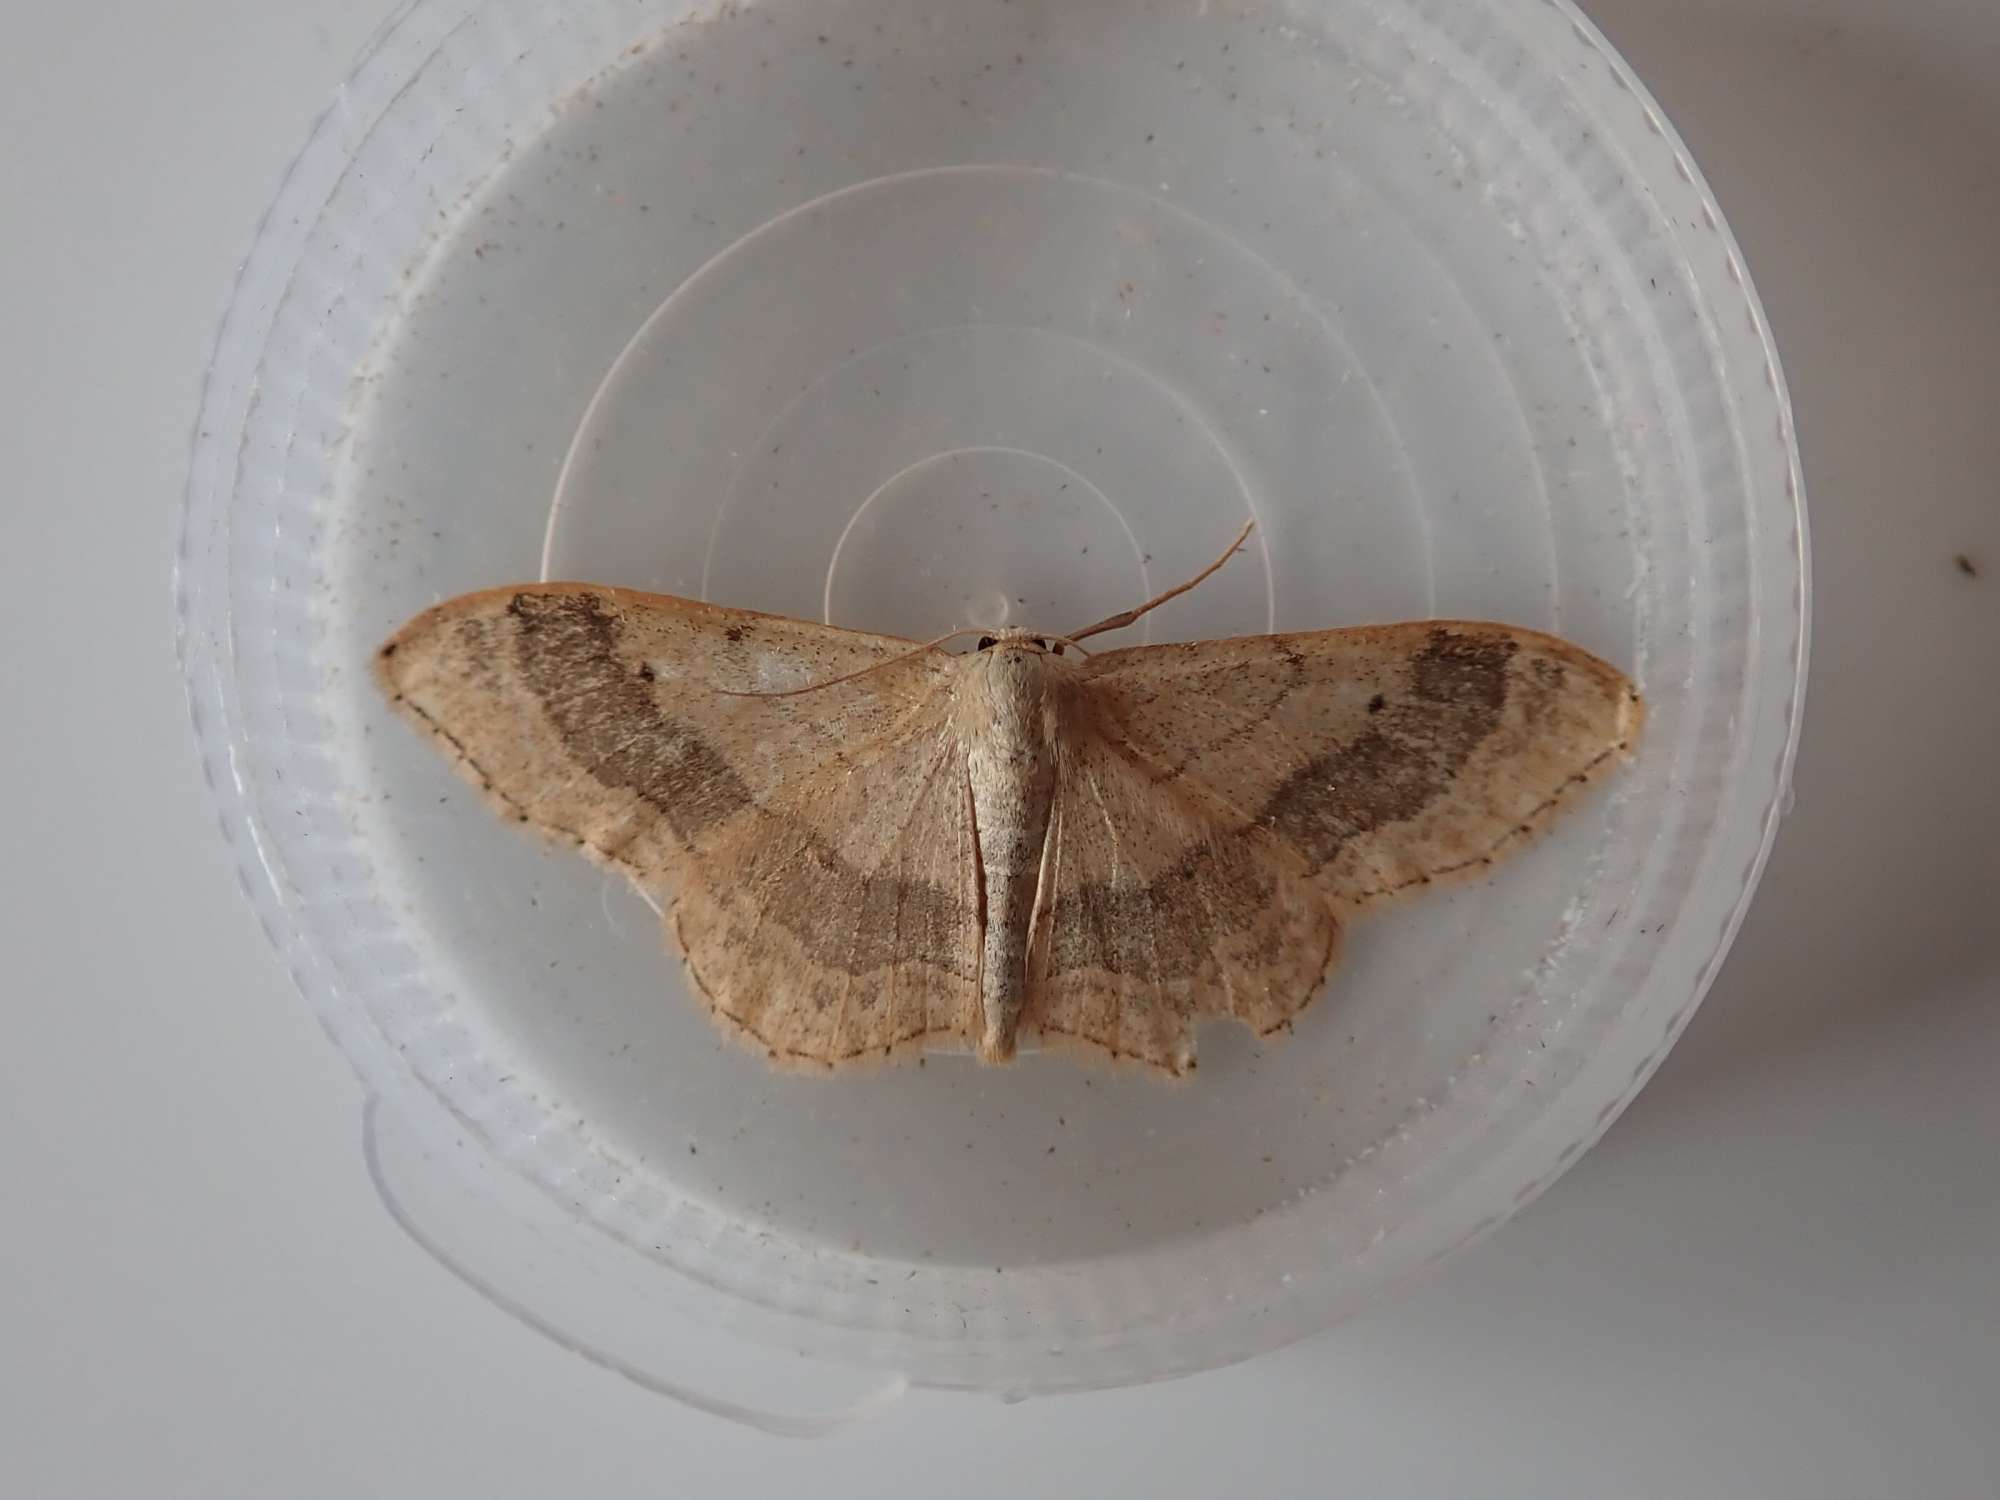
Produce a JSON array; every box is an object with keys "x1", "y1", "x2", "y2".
[
  {"x1": 1023, "y1": 624, "x2": 1643, "y2": 1073},
  {"x1": 379, "y1": 587, "x2": 1640, "y2": 1077},
  {"x1": 377, "y1": 585, "x2": 985, "y2": 1065}
]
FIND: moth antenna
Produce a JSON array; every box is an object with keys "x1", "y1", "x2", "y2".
[
  {"x1": 713, "y1": 628, "x2": 985, "y2": 698},
  {"x1": 1066, "y1": 518, "x2": 1256, "y2": 643}
]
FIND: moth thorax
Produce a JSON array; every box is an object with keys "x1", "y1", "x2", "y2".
[{"x1": 971, "y1": 648, "x2": 1063, "y2": 738}]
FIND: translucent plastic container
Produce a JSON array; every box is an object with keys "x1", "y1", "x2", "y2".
[{"x1": 179, "y1": 0, "x2": 1806, "y2": 1414}]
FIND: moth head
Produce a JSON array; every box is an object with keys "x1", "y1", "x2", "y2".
[{"x1": 975, "y1": 629, "x2": 1065, "y2": 657}]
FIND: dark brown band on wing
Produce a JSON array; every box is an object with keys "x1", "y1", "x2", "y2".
[
  {"x1": 1043, "y1": 831, "x2": 1283, "y2": 980},
  {"x1": 508, "y1": 590, "x2": 754, "y2": 835},
  {"x1": 1043, "y1": 629, "x2": 1515, "y2": 980},
  {"x1": 505, "y1": 591, "x2": 973, "y2": 978},
  {"x1": 1260, "y1": 628, "x2": 1516, "y2": 869}
]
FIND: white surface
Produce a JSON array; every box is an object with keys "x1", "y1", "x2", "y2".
[{"x1": 1, "y1": 0, "x2": 1994, "y2": 1492}]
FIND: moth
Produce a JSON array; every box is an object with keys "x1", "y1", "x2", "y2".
[{"x1": 376, "y1": 523, "x2": 1642, "y2": 1077}]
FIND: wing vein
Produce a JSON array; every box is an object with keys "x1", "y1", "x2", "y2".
[{"x1": 1077, "y1": 758, "x2": 1148, "y2": 1062}]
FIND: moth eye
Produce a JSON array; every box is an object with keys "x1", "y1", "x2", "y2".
[
  {"x1": 976, "y1": 636, "x2": 997, "y2": 651},
  {"x1": 1031, "y1": 637, "x2": 1047, "y2": 650},
  {"x1": 1051, "y1": 642, "x2": 1065, "y2": 656}
]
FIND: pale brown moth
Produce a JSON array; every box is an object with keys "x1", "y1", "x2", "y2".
[{"x1": 376, "y1": 523, "x2": 1642, "y2": 1077}]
